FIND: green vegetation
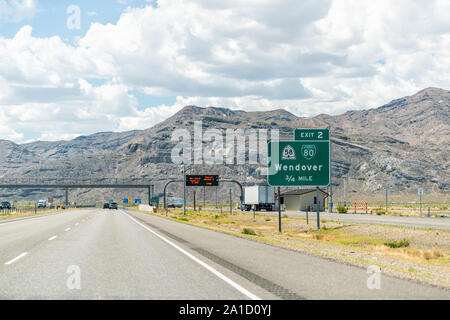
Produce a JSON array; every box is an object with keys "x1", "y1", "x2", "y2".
[
  {"x1": 385, "y1": 239, "x2": 410, "y2": 248},
  {"x1": 371, "y1": 207, "x2": 390, "y2": 215},
  {"x1": 242, "y1": 228, "x2": 257, "y2": 236},
  {"x1": 337, "y1": 205, "x2": 348, "y2": 213}
]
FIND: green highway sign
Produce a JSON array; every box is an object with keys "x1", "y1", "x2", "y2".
[
  {"x1": 267, "y1": 137, "x2": 330, "y2": 187},
  {"x1": 294, "y1": 128, "x2": 329, "y2": 141}
]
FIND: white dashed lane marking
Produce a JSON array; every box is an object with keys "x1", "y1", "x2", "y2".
[{"x1": 5, "y1": 252, "x2": 28, "y2": 265}]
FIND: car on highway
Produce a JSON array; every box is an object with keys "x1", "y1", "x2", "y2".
[
  {"x1": 37, "y1": 199, "x2": 47, "y2": 208},
  {"x1": 1, "y1": 201, "x2": 11, "y2": 209},
  {"x1": 167, "y1": 196, "x2": 183, "y2": 208},
  {"x1": 109, "y1": 202, "x2": 118, "y2": 210},
  {"x1": 103, "y1": 203, "x2": 110, "y2": 209}
]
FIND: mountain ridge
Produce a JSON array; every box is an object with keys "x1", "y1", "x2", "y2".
[{"x1": 0, "y1": 87, "x2": 448, "y2": 202}]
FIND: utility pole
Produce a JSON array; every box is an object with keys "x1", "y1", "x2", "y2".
[
  {"x1": 203, "y1": 186, "x2": 206, "y2": 208},
  {"x1": 385, "y1": 188, "x2": 388, "y2": 212}
]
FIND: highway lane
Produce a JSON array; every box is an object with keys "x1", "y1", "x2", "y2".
[
  {"x1": 0, "y1": 209, "x2": 252, "y2": 299},
  {"x1": 0, "y1": 208, "x2": 447, "y2": 299},
  {"x1": 0, "y1": 209, "x2": 92, "y2": 265}
]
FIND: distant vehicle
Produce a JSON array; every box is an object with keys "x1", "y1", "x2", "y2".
[
  {"x1": 241, "y1": 186, "x2": 275, "y2": 211},
  {"x1": 103, "y1": 203, "x2": 110, "y2": 209},
  {"x1": 109, "y1": 202, "x2": 118, "y2": 210},
  {"x1": 1, "y1": 201, "x2": 11, "y2": 209},
  {"x1": 167, "y1": 196, "x2": 183, "y2": 208},
  {"x1": 37, "y1": 199, "x2": 47, "y2": 208}
]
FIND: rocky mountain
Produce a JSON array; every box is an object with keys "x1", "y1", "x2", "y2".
[{"x1": 0, "y1": 88, "x2": 448, "y2": 204}]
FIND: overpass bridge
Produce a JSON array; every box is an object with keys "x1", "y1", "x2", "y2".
[{"x1": 0, "y1": 183, "x2": 154, "y2": 206}]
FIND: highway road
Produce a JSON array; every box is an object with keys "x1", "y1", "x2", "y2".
[
  {"x1": 256, "y1": 211, "x2": 450, "y2": 230},
  {"x1": 0, "y1": 208, "x2": 448, "y2": 299}
]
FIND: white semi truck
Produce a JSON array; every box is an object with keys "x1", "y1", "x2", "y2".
[{"x1": 241, "y1": 186, "x2": 275, "y2": 211}]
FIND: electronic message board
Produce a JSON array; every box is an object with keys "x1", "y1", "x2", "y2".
[{"x1": 186, "y1": 175, "x2": 220, "y2": 186}]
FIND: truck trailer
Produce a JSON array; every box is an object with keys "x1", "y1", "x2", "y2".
[{"x1": 241, "y1": 186, "x2": 275, "y2": 211}]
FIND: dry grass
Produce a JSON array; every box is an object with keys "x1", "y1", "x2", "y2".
[
  {"x1": 367, "y1": 245, "x2": 445, "y2": 261},
  {"x1": 158, "y1": 209, "x2": 448, "y2": 260},
  {"x1": 134, "y1": 207, "x2": 450, "y2": 288}
]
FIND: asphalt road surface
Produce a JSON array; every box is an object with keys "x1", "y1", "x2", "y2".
[{"x1": 0, "y1": 209, "x2": 448, "y2": 299}]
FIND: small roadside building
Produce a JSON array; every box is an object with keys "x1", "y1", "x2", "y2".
[{"x1": 281, "y1": 188, "x2": 329, "y2": 212}]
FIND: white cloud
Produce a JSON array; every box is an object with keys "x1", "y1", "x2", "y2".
[
  {"x1": 0, "y1": 0, "x2": 37, "y2": 22},
  {"x1": 0, "y1": 0, "x2": 449, "y2": 143}
]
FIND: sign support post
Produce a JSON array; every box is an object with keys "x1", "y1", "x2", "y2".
[
  {"x1": 183, "y1": 164, "x2": 186, "y2": 216},
  {"x1": 420, "y1": 193, "x2": 422, "y2": 216},
  {"x1": 193, "y1": 190, "x2": 196, "y2": 211},
  {"x1": 316, "y1": 187, "x2": 320, "y2": 229},
  {"x1": 268, "y1": 128, "x2": 330, "y2": 231},
  {"x1": 385, "y1": 189, "x2": 388, "y2": 212},
  {"x1": 418, "y1": 188, "x2": 424, "y2": 216},
  {"x1": 278, "y1": 186, "x2": 281, "y2": 233},
  {"x1": 229, "y1": 189, "x2": 232, "y2": 215}
]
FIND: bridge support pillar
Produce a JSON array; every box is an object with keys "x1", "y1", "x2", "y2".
[
  {"x1": 65, "y1": 187, "x2": 69, "y2": 207},
  {"x1": 148, "y1": 186, "x2": 152, "y2": 206}
]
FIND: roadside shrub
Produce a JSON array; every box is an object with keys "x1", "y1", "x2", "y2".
[
  {"x1": 265, "y1": 218, "x2": 271, "y2": 221},
  {"x1": 337, "y1": 206, "x2": 348, "y2": 213},
  {"x1": 432, "y1": 249, "x2": 444, "y2": 258},
  {"x1": 178, "y1": 217, "x2": 189, "y2": 222},
  {"x1": 372, "y1": 208, "x2": 388, "y2": 215},
  {"x1": 423, "y1": 251, "x2": 433, "y2": 260},
  {"x1": 242, "y1": 228, "x2": 257, "y2": 236},
  {"x1": 384, "y1": 239, "x2": 410, "y2": 248}
]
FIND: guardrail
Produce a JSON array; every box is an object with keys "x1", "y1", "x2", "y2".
[{"x1": 0, "y1": 207, "x2": 55, "y2": 215}]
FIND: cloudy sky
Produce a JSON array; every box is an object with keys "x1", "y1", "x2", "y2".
[{"x1": 0, "y1": 0, "x2": 449, "y2": 143}]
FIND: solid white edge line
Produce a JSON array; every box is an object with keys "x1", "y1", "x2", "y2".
[
  {"x1": 123, "y1": 212, "x2": 261, "y2": 300},
  {"x1": 5, "y1": 252, "x2": 28, "y2": 265},
  {"x1": 48, "y1": 235, "x2": 57, "y2": 241}
]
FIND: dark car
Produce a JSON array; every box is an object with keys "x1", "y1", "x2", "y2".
[
  {"x1": 103, "y1": 203, "x2": 110, "y2": 209},
  {"x1": 1, "y1": 201, "x2": 11, "y2": 209},
  {"x1": 109, "y1": 202, "x2": 118, "y2": 210}
]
